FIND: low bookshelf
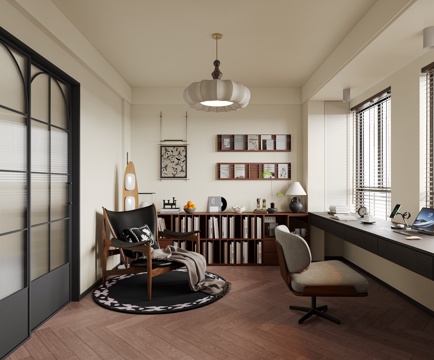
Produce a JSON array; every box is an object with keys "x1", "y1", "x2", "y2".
[{"x1": 157, "y1": 211, "x2": 308, "y2": 266}]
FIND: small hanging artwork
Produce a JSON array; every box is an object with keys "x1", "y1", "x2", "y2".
[{"x1": 160, "y1": 145, "x2": 187, "y2": 179}]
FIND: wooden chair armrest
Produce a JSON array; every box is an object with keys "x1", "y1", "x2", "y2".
[
  {"x1": 109, "y1": 238, "x2": 152, "y2": 251},
  {"x1": 160, "y1": 229, "x2": 199, "y2": 237}
]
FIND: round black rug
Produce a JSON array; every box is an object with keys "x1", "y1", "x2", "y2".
[{"x1": 93, "y1": 269, "x2": 229, "y2": 314}]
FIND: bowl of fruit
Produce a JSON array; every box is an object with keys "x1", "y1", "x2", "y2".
[{"x1": 184, "y1": 200, "x2": 196, "y2": 214}]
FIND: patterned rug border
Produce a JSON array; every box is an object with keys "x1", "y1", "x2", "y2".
[{"x1": 93, "y1": 269, "x2": 230, "y2": 314}]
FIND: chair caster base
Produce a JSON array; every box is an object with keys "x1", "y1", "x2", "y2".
[{"x1": 290, "y1": 298, "x2": 341, "y2": 324}]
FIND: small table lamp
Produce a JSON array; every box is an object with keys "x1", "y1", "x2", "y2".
[{"x1": 285, "y1": 182, "x2": 306, "y2": 213}]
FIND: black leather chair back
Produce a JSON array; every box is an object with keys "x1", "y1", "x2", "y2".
[{"x1": 104, "y1": 204, "x2": 159, "y2": 250}]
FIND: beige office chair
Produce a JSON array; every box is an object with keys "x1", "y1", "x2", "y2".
[{"x1": 275, "y1": 225, "x2": 369, "y2": 324}]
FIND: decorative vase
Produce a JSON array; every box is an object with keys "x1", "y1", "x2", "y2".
[
  {"x1": 289, "y1": 197, "x2": 303, "y2": 213},
  {"x1": 267, "y1": 202, "x2": 278, "y2": 213}
]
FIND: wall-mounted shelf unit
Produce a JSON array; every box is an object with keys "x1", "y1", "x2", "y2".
[
  {"x1": 217, "y1": 134, "x2": 291, "y2": 152},
  {"x1": 216, "y1": 162, "x2": 291, "y2": 180},
  {"x1": 158, "y1": 212, "x2": 308, "y2": 266}
]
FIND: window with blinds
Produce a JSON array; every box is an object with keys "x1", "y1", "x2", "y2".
[
  {"x1": 352, "y1": 88, "x2": 391, "y2": 219},
  {"x1": 422, "y1": 63, "x2": 434, "y2": 208}
]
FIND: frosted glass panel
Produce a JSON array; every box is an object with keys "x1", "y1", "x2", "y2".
[
  {"x1": 0, "y1": 172, "x2": 26, "y2": 234},
  {"x1": 0, "y1": 232, "x2": 26, "y2": 300},
  {"x1": 51, "y1": 79, "x2": 68, "y2": 129},
  {"x1": 31, "y1": 71, "x2": 49, "y2": 122},
  {"x1": 51, "y1": 128, "x2": 68, "y2": 174},
  {"x1": 51, "y1": 175, "x2": 69, "y2": 221},
  {"x1": 31, "y1": 225, "x2": 49, "y2": 280},
  {"x1": 0, "y1": 44, "x2": 26, "y2": 113},
  {"x1": 31, "y1": 174, "x2": 49, "y2": 225},
  {"x1": 50, "y1": 220, "x2": 68, "y2": 270},
  {"x1": 0, "y1": 112, "x2": 26, "y2": 171},
  {"x1": 31, "y1": 120, "x2": 49, "y2": 173}
]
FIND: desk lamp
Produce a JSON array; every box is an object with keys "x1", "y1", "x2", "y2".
[{"x1": 285, "y1": 182, "x2": 306, "y2": 213}]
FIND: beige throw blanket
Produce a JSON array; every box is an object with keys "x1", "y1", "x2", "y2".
[{"x1": 152, "y1": 245, "x2": 226, "y2": 296}]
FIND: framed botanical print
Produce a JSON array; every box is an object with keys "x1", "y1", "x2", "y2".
[{"x1": 160, "y1": 145, "x2": 187, "y2": 179}]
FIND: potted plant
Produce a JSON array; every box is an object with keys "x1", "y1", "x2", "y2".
[{"x1": 261, "y1": 169, "x2": 284, "y2": 212}]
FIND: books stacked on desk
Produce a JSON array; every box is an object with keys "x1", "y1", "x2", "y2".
[
  {"x1": 329, "y1": 205, "x2": 357, "y2": 221},
  {"x1": 329, "y1": 205, "x2": 350, "y2": 214}
]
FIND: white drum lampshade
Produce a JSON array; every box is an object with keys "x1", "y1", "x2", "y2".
[
  {"x1": 183, "y1": 79, "x2": 250, "y2": 112},
  {"x1": 183, "y1": 33, "x2": 250, "y2": 112}
]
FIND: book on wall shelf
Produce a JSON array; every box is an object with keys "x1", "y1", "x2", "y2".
[
  {"x1": 275, "y1": 134, "x2": 287, "y2": 150},
  {"x1": 221, "y1": 135, "x2": 232, "y2": 150},
  {"x1": 219, "y1": 164, "x2": 230, "y2": 179},
  {"x1": 261, "y1": 134, "x2": 274, "y2": 150},
  {"x1": 234, "y1": 164, "x2": 246, "y2": 179},
  {"x1": 234, "y1": 135, "x2": 246, "y2": 150},
  {"x1": 278, "y1": 163, "x2": 289, "y2": 179},
  {"x1": 263, "y1": 164, "x2": 275, "y2": 178},
  {"x1": 248, "y1": 134, "x2": 259, "y2": 150}
]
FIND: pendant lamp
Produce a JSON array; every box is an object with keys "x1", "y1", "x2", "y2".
[{"x1": 183, "y1": 33, "x2": 250, "y2": 112}]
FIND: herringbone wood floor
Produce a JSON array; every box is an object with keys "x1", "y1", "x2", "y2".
[{"x1": 6, "y1": 266, "x2": 434, "y2": 360}]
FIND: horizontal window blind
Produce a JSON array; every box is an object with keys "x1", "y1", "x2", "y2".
[{"x1": 353, "y1": 90, "x2": 391, "y2": 219}]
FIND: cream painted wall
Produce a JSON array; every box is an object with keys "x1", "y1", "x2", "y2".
[
  {"x1": 130, "y1": 89, "x2": 303, "y2": 213},
  {"x1": 0, "y1": 1, "x2": 130, "y2": 293}
]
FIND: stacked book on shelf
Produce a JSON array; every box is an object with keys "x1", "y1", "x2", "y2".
[{"x1": 159, "y1": 207, "x2": 180, "y2": 214}]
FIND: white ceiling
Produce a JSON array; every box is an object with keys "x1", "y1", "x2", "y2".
[{"x1": 50, "y1": 0, "x2": 434, "y2": 101}]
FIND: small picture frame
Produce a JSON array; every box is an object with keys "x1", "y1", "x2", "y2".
[{"x1": 160, "y1": 145, "x2": 187, "y2": 179}]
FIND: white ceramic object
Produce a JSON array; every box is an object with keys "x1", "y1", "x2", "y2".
[{"x1": 232, "y1": 205, "x2": 246, "y2": 213}]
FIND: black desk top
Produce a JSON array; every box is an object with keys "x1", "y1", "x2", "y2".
[{"x1": 309, "y1": 212, "x2": 434, "y2": 256}]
